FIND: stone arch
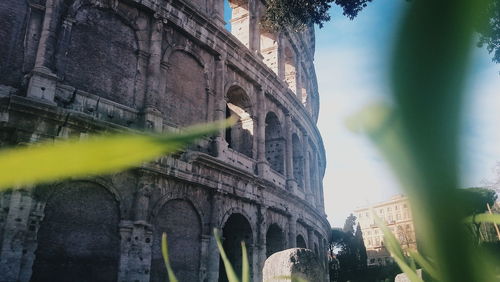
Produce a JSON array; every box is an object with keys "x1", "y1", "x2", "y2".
[
  {"x1": 31, "y1": 182, "x2": 120, "y2": 282},
  {"x1": 162, "y1": 49, "x2": 209, "y2": 126},
  {"x1": 266, "y1": 223, "x2": 285, "y2": 258},
  {"x1": 265, "y1": 112, "x2": 285, "y2": 174},
  {"x1": 55, "y1": 5, "x2": 139, "y2": 108},
  {"x1": 151, "y1": 199, "x2": 202, "y2": 282},
  {"x1": 219, "y1": 213, "x2": 254, "y2": 282},
  {"x1": 296, "y1": 234, "x2": 307, "y2": 248},
  {"x1": 292, "y1": 133, "x2": 304, "y2": 188},
  {"x1": 225, "y1": 85, "x2": 254, "y2": 157}
]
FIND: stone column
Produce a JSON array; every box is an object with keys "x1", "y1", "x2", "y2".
[
  {"x1": 211, "y1": 0, "x2": 225, "y2": 27},
  {"x1": 213, "y1": 55, "x2": 228, "y2": 157},
  {"x1": 27, "y1": 0, "x2": 60, "y2": 102},
  {"x1": 307, "y1": 228, "x2": 314, "y2": 251},
  {"x1": 199, "y1": 234, "x2": 211, "y2": 281},
  {"x1": 302, "y1": 134, "x2": 315, "y2": 205},
  {"x1": 117, "y1": 173, "x2": 154, "y2": 282},
  {"x1": 288, "y1": 214, "x2": 297, "y2": 248},
  {"x1": 206, "y1": 193, "x2": 223, "y2": 281},
  {"x1": 249, "y1": 0, "x2": 260, "y2": 53},
  {"x1": 257, "y1": 205, "x2": 268, "y2": 281},
  {"x1": 285, "y1": 113, "x2": 296, "y2": 192},
  {"x1": 277, "y1": 33, "x2": 285, "y2": 81},
  {"x1": 256, "y1": 88, "x2": 268, "y2": 176},
  {"x1": 0, "y1": 190, "x2": 36, "y2": 281},
  {"x1": 143, "y1": 16, "x2": 164, "y2": 132}
]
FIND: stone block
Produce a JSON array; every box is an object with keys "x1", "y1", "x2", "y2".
[{"x1": 263, "y1": 248, "x2": 324, "y2": 282}]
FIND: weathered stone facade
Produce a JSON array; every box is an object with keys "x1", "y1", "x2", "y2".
[{"x1": 0, "y1": 0, "x2": 329, "y2": 281}]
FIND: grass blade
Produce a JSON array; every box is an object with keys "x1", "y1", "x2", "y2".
[
  {"x1": 241, "y1": 241, "x2": 250, "y2": 282},
  {"x1": 0, "y1": 118, "x2": 234, "y2": 190},
  {"x1": 409, "y1": 250, "x2": 440, "y2": 281},
  {"x1": 373, "y1": 212, "x2": 422, "y2": 282},
  {"x1": 161, "y1": 233, "x2": 179, "y2": 282},
  {"x1": 214, "y1": 228, "x2": 239, "y2": 282}
]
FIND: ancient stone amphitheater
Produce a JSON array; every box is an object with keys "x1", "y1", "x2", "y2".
[{"x1": 0, "y1": 0, "x2": 329, "y2": 281}]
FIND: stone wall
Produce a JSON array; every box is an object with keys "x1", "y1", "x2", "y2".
[{"x1": 0, "y1": 0, "x2": 329, "y2": 281}]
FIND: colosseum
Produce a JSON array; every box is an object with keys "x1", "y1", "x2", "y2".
[{"x1": 0, "y1": 0, "x2": 329, "y2": 281}]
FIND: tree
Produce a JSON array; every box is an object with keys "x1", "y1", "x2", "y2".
[
  {"x1": 328, "y1": 214, "x2": 368, "y2": 281},
  {"x1": 263, "y1": 0, "x2": 500, "y2": 63}
]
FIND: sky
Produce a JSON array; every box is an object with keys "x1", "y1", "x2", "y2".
[{"x1": 314, "y1": 0, "x2": 500, "y2": 227}]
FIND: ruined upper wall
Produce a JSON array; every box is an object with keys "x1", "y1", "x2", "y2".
[{"x1": 0, "y1": 0, "x2": 327, "y2": 210}]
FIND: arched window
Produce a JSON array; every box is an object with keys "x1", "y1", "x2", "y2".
[
  {"x1": 296, "y1": 234, "x2": 307, "y2": 248},
  {"x1": 292, "y1": 134, "x2": 304, "y2": 188},
  {"x1": 225, "y1": 86, "x2": 254, "y2": 158},
  {"x1": 266, "y1": 224, "x2": 285, "y2": 257},
  {"x1": 224, "y1": 0, "x2": 250, "y2": 47},
  {"x1": 31, "y1": 182, "x2": 120, "y2": 282},
  {"x1": 259, "y1": 3, "x2": 279, "y2": 75},
  {"x1": 265, "y1": 112, "x2": 285, "y2": 174},
  {"x1": 151, "y1": 200, "x2": 202, "y2": 282},
  {"x1": 219, "y1": 214, "x2": 253, "y2": 282}
]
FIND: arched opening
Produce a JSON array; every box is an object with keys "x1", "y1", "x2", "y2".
[
  {"x1": 296, "y1": 234, "x2": 307, "y2": 248},
  {"x1": 225, "y1": 86, "x2": 254, "y2": 158},
  {"x1": 219, "y1": 214, "x2": 253, "y2": 282},
  {"x1": 266, "y1": 224, "x2": 285, "y2": 258},
  {"x1": 164, "y1": 50, "x2": 207, "y2": 127},
  {"x1": 224, "y1": 0, "x2": 250, "y2": 46},
  {"x1": 55, "y1": 7, "x2": 138, "y2": 108},
  {"x1": 265, "y1": 112, "x2": 285, "y2": 174},
  {"x1": 31, "y1": 182, "x2": 120, "y2": 282},
  {"x1": 151, "y1": 199, "x2": 202, "y2": 282},
  {"x1": 292, "y1": 134, "x2": 304, "y2": 188},
  {"x1": 284, "y1": 42, "x2": 297, "y2": 94},
  {"x1": 259, "y1": 3, "x2": 278, "y2": 75}
]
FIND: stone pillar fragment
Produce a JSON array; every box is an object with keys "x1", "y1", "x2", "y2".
[
  {"x1": 117, "y1": 221, "x2": 153, "y2": 282},
  {"x1": 263, "y1": 248, "x2": 324, "y2": 282}
]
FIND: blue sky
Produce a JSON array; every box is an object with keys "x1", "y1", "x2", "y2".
[{"x1": 314, "y1": 0, "x2": 500, "y2": 227}]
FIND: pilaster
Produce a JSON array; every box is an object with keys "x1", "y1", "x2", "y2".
[
  {"x1": 143, "y1": 16, "x2": 165, "y2": 132},
  {"x1": 288, "y1": 214, "x2": 297, "y2": 248}
]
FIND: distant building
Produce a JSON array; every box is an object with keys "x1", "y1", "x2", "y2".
[{"x1": 354, "y1": 195, "x2": 417, "y2": 266}]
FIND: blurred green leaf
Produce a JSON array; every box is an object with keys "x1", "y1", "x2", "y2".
[
  {"x1": 464, "y1": 213, "x2": 500, "y2": 225},
  {"x1": 214, "y1": 228, "x2": 240, "y2": 282},
  {"x1": 162, "y1": 233, "x2": 179, "y2": 282},
  {"x1": 0, "y1": 119, "x2": 234, "y2": 190},
  {"x1": 273, "y1": 275, "x2": 309, "y2": 282}
]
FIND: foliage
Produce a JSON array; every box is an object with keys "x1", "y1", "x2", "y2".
[
  {"x1": 458, "y1": 187, "x2": 498, "y2": 215},
  {"x1": 347, "y1": 0, "x2": 500, "y2": 280},
  {"x1": 0, "y1": 119, "x2": 233, "y2": 190},
  {"x1": 329, "y1": 215, "x2": 367, "y2": 282},
  {"x1": 263, "y1": 0, "x2": 499, "y2": 63}
]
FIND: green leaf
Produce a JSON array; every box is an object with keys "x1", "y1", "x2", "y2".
[
  {"x1": 214, "y1": 228, "x2": 240, "y2": 282},
  {"x1": 464, "y1": 213, "x2": 500, "y2": 225},
  {"x1": 241, "y1": 241, "x2": 250, "y2": 282},
  {"x1": 162, "y1": 233, "x2": 179, "y2": 282},
  {"x1": 0, "y1": 119, "x2": 234, "y2": 190},
  {"x1": 273, "y1": 275, "x2": 308, "y2": 282}
]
